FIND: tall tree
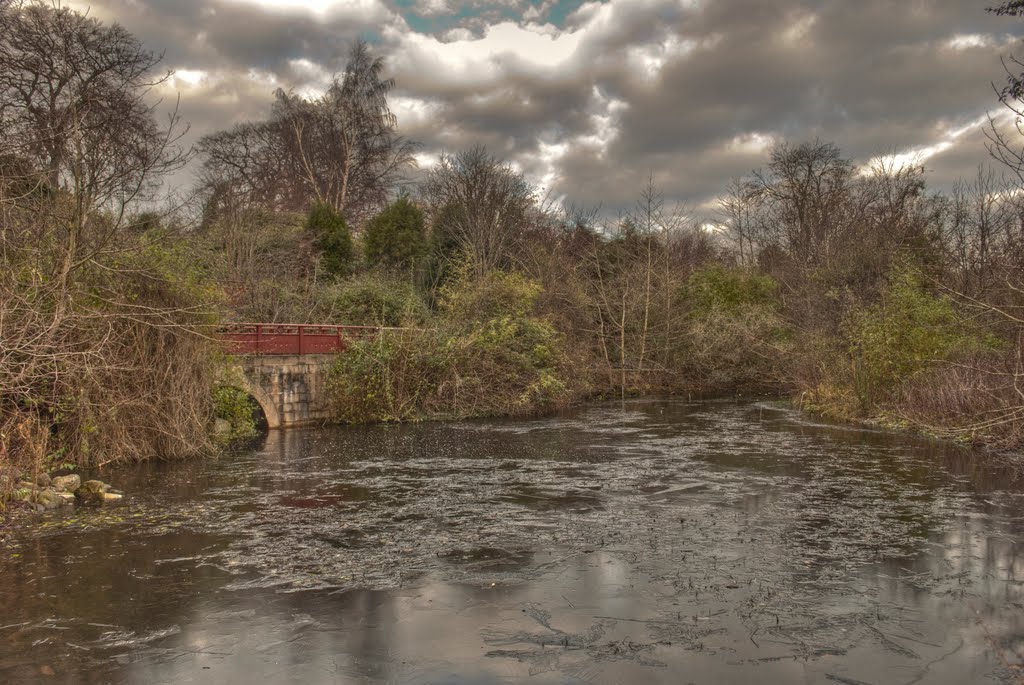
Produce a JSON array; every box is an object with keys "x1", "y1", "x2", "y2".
[
  {"x1": 751, "y1": 140, "x2": 853, "y2": 269},
  {"x1": 0, "y1": 0, "x2": 215, "y2": 471},
  {"x1": 363, "y1": 196, "x2": 427, "y2": 271},
  {"x1": 0, "y1": 0, "x2": 189, "y2": 282},
  {"x1": 422, "y1": 146, "x2": 535, "y2": 279},
  {"x1": 197, "y1": 40, "x2": 414, "y2": 226}
]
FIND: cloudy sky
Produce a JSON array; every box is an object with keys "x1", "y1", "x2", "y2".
[{"x1": 66, "y1": 0, "x2": 1024, "y2": 212}]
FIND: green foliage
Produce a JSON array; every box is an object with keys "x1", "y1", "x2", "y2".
[
  {"x1": 122, "y1": 229, "x2": 224, "y2": 317},
  {"x1": 327, "y1": 268, "x2": 572, "y2": 424},
  {"x1": 363, "y1": 197, "x2": 427, "y2": 270},
  {"x1": 212, "y1": 385, "x2": 258, "y2": 440},
  {"x1": 420, "y1": 203, "x2": 464, "y2": 297},
  {"x1": 308, "y1": 202, "x2": 353, "y2": 278},
  {"x1": 314, "y1": 272, "x2": 429, "y2": 327},
  {"x1": 681, "y1": 265, "x2": 790, "y2": 393},
  {"x1": 328, "y1": 329, "x2": 441, "y2": 423},
  {"x1": 441, "y1": 265, "x2": 541, "y2": 323},
  {"x1": 847, "y1": 267, "x2": 993, "y2": 409},
  {"x1": 686, "y1": 265, "x2": 779, "y2": 317}
]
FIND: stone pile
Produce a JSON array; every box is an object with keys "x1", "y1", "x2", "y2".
[{"x1": 5, "y1": 472, "x2": 123, "y2": 511}]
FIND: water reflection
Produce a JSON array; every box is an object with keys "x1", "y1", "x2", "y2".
[{"x1": 1, "y1": 400, "x2": 1023, "y2": 683}]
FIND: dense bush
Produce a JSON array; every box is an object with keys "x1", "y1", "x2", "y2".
[
  {"x1": 212, "y1": 384, "x2": 258, "y2": 440},
  {"x1": 2, "y1": 231, "x2": 223, "y2": 481},
  {"x1": 308, "y1": 202, "x2": 353, "y2": 278},
  {"x1": 313, "y1": 272, "x2": 429, "y2": 327},
  {"x1": 846, "y1": 267, "x2": 992, "y2": 410},
  {"x1": 680, "y1": 266, "x2": 790, "y2": 393},
  {"x1": 363, "y1": 197, "x2": 427, "y2": 270},
  {"x1": 327, "y1": 269, "x2": 574, "y2": 423}
]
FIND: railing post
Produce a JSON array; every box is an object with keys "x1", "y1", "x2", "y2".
[
  {"x1": 337, "y1": 326, "x2": 343, "y2": 353},
  {"x1": 298, "y1": 325, "x2": 304, "y2": 356},
  {"x1": 255, "y1": 324, "x2": 261, "y2": 355}
]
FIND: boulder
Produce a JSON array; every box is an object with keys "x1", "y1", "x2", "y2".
[
  {"x1": 32, "y1": 489, "x2": 63, "y2": 510},
  {"x1": 214, "y1": 418, "x2": 232, "y2": 436},
  {"x1": 35, "y1": 472, "x2": 51, "y2": 488},
  {"x1": 78, "y1": 480, "x2": 122, "y2": 505},
  {"x1": 78, "y1": 480, "x2": 109, "y2": 504},
  {"x1": 51, "y1": 474, "x2": 81, "y2": 493}
]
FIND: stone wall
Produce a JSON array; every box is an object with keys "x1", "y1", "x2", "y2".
[{"x1": 237, "y1": 354, "x2": 335, "y2": 428}]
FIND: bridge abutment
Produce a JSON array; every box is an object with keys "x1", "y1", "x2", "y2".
[{"x1": 234, "y1": 354, "x2": 335, "y2": 428}]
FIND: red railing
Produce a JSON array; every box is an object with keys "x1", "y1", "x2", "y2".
[{"x1": 218, "y1": 323, "x2": 401, "y2": 356}]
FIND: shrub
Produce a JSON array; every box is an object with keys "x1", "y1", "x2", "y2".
[
  {"x1": 314, "y1": 272, "x2": 429, "y2": 327},
  {"x1": 212, "y1": 385, "x2": 258, "y2": 440},
  {"x1": 327, "y1": 329, "x2": 443, "y2": 423},
  {"x1": 846, "y1": 267, "x2": 992, "y2": 410},
  {"x1": 308, "y1": 202, "x2": 353, "y2": 278},
  {"x1": 681, "y1": 266, "x2": 790, "y2": 393},
  {"x1": 363, "y1": 196, "x2": 427, "y2": 270},
  {"x1": 686, "y1": 264, "x2": 779, "y2": 317},
  {"x1": 327, "y1": 268, "x2": 574, "y2": 423},
  {"x1": 894, "y1": 347, "x2": 1023, "y2": 448}
]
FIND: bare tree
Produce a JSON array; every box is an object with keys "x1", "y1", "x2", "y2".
[
  {"x1": 985, "y1": 2, "x2": 1024, "y2": 184},
  {"x1": 751, "y1": 140, "x2": 853, "y2": 268},
  {"x1": 1, "y1": 1, "x2": 214, "y2": 478},
  {"x1": 719, "y1": 177, "x2": 758, "y2": 266},
  {"x1": 198, "y1": 40, "x2": 414, "y2": 226},
  {"x1": 0, "y1": 0, "x2": 188, "y2": 267},
  {"x1": 422, "y1": 146, "x2": 535, "y2": 279}
]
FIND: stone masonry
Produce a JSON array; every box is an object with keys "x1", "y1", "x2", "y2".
[{"x1": 236, "y1": 354, "x2": 335, "y2": 428}]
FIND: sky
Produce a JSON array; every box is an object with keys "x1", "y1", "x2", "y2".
[{"x1": 65, "y1": 0, "x2": 1024, "y2": 213}]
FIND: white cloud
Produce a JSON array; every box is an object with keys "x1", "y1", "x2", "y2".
[
  {"x1": 223, "y1": 0, "x2": 391, "y2": 21},
  {"x1": 171, "y1": 69, "x2": 209, "y2": 88},
  {"x1": 863, "y1": 113, "x2": 992, "y2": 173},
  {"x1": 389, "y1": 20, "x2": 584, "y2": 85},
  {"x1": 947, "y1": 33, "x2": 992, "y2": 50}
]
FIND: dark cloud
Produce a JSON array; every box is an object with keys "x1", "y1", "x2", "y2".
[{"x1": 66, "y1": 0, "x2": 1024, "y2": 212}]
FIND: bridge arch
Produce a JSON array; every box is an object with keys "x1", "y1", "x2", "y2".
[
  {"x1": 228, "y1": 355, "x2": 335, "y2": 429},
  {"x1": 240, "y1": 381, "x2": 278, "y2": 429}
]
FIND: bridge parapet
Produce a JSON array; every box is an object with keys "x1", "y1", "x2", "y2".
[
  {"x1": 219, "y1": 323, "x2": 398, "y2": 356},
  {"x1": 218, "y1": 323, "x2": 409, "y2": 428}
]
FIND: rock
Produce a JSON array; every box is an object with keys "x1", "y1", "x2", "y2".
[
  {"x1": 51, "y1": 474, "x2": 81, "y2": 493},
  {"x1": 78, "y1": 480, "x2": 122, "y2": 504},
  {"x1": 214, "y1": 418, "x2": 232, "y2": 435},
  {"x1": 80, "y1": 479, "x2": 109, "y2": 495},
  {"x1": 78, "y1": 479, "x2": 109, "y2": 504},
  {"x1": 56, "y1": 491, "x2": 76, "y2": 504},
  {"x1": 32, "y1": 489, "x2": 63, "y2": 510},
  {"x1": 35, "y1": 472, "x2": 51, "y2": 488}
]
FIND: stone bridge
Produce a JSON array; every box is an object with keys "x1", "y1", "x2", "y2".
[
  {"x1": 231, "y1": 354, "x2": 335, "y2": 429},
  {"x1": 218, "y1": 323, "x2": 399, "y2": 429}
]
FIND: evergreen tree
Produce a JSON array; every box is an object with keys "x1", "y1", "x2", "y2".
[
  {"x1": 308, "y1": 202, "x2": 353, "y2": 278},
  {"x1": 363, "y1": 196, "x2": 427, "y2": 270}
]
